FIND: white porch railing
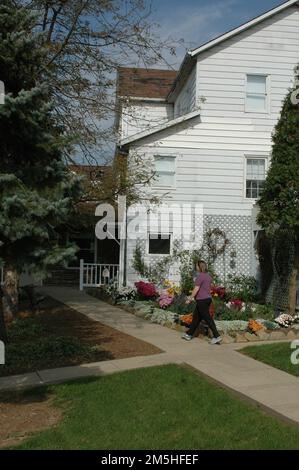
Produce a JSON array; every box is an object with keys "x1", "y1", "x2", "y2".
[{"x1": 79, "y1": 260, "x2": 119, "y2": 291}]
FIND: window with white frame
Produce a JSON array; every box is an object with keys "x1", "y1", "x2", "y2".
[
  {"x1": 154, "y1": 156, "x2": 176, "y2": 187},
  {"x1": 246, "y1": 158, "x2": 266, "y2": 199},
  {"x1": 148, "y1": 233, "x2": 171, "y2": 255},
  {"x1": 246, "y1": 75, "x2": 268, "y2": 112}
]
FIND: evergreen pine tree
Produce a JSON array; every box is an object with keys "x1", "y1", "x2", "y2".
[
  {"x1": 257, "y1": 67, "x2": 299, "y2": 314},
  {"x1": 0, "y1": 1, "x2": 82, "y2": 339}
]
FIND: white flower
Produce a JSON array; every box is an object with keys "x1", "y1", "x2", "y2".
[
  {"x1": 274, "y1": 313, "x2": 294, "y2": 328},
  {"x1": 215, "y1": 320, "x2": 248, "y2": 334}
]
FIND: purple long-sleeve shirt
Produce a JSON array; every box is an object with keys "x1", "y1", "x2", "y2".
[{"x1": 195, "y1": 272, "x2": 212, "y2": 300}]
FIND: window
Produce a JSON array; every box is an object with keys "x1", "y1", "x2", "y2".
[
  {"x1": 154, "y1": 156, "x2": 176, "y2": 187},
  {"x1": 148, "y1": 234, "x2": 171, "y2": 255},
  {"x1": 246, "y1": 75, "x2": 268, "y2": 112},
  {"x1": 246, "y1": 158, "x2": 266, "y2": 199}
]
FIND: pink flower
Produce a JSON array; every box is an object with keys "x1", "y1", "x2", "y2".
[
  {"x1": 158, "y1": 294, "x2": 173, "y2": 309},
  {"x1": 229, "y1": 299, "x2": 245, "y2": 310}
]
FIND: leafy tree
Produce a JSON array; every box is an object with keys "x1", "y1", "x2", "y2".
[
  {"x1": 0, "y1": 1, "x2": 82, "y2": 338},
  {"x1": 257, "y1": 67, "x2": 299, "y2": 314},
  {"x1": 84, "y1": 151, "x2": 159, "y2": 207}
]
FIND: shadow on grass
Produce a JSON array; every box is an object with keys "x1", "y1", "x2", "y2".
[{"x1": 0, "y1": 385, "x2": 52, "y2": 405}]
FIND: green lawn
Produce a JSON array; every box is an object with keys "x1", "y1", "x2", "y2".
[
  {"x1": 7, "y1": 364, "x2": 299, "y2": 450},
  {"x1": 241, "y1": 342, "x2": 299, "y2": 377}
]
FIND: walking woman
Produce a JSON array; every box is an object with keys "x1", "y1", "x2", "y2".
[{"x1": 182, "y1": 260, "x2": 222, "y2": 344}]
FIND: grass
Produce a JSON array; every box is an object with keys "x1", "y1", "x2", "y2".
[
  {"x1": 7, "y1": 364, "x2": 299, "y2": 450},
  {"x1": 241, "y1": 342, "x2": 299, "y2": 377}
]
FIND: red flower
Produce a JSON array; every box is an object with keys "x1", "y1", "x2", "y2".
[
  {"x1": 135, "y1": 281, "x2": 157, "y2": 298},
  {"x1": 230, "y1": 299, "x2": 244, "y2": 310},
  {"x1": 211, "y1": 286, "x2": 226, "y2": 299}
]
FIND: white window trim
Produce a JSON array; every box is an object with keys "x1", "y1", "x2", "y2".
[
  {"x1": 152, "y1": 155, "x2": 177, "y2": 190},
  {"x1": 245, "y1": 74, "x2": 270, "y2": 114},
  {"x1": 243, "y1": 154, "x2": 269, "y2": 201},
  {"x1": 146, "y1": 233, "x2": 172, "y2": 257}
]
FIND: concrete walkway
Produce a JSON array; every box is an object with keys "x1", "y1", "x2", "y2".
[{"x1": 1, "y1": 286, "x2": 299, "y2": 427}]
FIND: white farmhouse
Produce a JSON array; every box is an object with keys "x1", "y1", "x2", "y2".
[{"x1": 115, "y1": 0, "x2": 299, "y2": 289}]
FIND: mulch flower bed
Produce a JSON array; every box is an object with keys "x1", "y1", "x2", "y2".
[{"x1": 0, "y1": 296, "x2": 161, "y2": 377}]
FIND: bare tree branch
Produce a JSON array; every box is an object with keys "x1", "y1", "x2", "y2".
[{"x1": 17, "y1": 0, "x2": 179, "y2": 164}]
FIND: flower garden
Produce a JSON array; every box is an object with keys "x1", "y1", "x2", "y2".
[{"x1": 89, "y1": 275, "x2": 299, "y2": 344}]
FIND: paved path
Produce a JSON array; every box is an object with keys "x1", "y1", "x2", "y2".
[{"x1": 1, "y1": 286, "x2": 299, "y2": 427}]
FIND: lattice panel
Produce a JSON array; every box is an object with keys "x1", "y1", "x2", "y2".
[
  {"x1": 129, "y1": 215, "x2": 253, "y2": 284},
  {"x1": 203, "y1": 215, "x2": 253, "y2": 281}
]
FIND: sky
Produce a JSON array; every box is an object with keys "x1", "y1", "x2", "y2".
[{"x1": 150, "y1": 0, "x2": 290, "y2": 67}]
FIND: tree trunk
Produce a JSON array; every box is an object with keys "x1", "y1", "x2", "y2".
[
  {"x1": 2, "y1": 266, "x2": 19, "y2": 322},
  {"x1": 288, "y1": 243, "x2": 299, "y2": 316}
]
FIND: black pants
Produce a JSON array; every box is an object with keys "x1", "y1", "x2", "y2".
[{"x1": 187, "y1": 298, "x2": 220, "y2": 338}]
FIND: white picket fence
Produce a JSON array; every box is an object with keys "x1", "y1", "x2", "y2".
[
  {"x1": 1, "y1": 264, "x2": 120, "y2": 291},
  {"x1": 79, "y1": 260, "x2": 119, "y2": 291}
]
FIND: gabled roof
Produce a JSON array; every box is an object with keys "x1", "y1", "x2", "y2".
[
  {"x1": 119, "y1": 0, "x2": 299, "y2": 145},
  {"x1": 117, "y1": 67, "x2": 177, "y2": 100},
  {"x1": 120, "y1": 109, "x2": 200, "y2": 147},
  {"x1": 168, "y1": 0, "x2": 299, "y2": 100},
  {"x1": 190, "y1": 0, "x2": 299, "y2": 58}
]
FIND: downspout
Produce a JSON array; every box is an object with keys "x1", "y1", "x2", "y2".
[
  {"x1": 117, "y1": 146, "x2": 129, "y2": 287},
  {"x1": 123, "y1": 203, "x2": 128, "y2": 287}
]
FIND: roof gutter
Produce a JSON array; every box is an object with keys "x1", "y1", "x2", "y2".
[
  {"x1": 118, "y1": 96, "x2": 167, "y2": 103},
  {"x1": 166, "y1": 0, "x2": 299, "y2": 102},
  {"x1": 166, "y1": 52, "x2": 195, "y2": 102}
]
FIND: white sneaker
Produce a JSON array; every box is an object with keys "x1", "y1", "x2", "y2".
[
  {"x1": 182, "y1": 333, "x2": 193, "y2": 341},
  {"x1": 210, "y1": 336, "x2": 222, "y2": 345}
]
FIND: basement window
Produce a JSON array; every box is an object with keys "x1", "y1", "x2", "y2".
[{"x1": 148, "y1": 234, "x2": 171, "y2": 255}]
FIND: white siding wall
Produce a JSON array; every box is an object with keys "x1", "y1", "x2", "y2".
[
  {"x1": 120, "y1": 101, "x2": 173, "y2": 139},
  {"x1": 123, "y1": 5, "x2": 299, "y2": 284},
  {"x1": 128, "y1": 6, "x2": 299, "y2": 215},
  {"x1": 130, "y1": 138, "x2": 269, "y2": 216},
  {"x1": 196, "y1": 5, "x2": 299, "y2": 130},
  {"x1": 174, "y1": 66, "x2": 197, "y2": 117}
]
